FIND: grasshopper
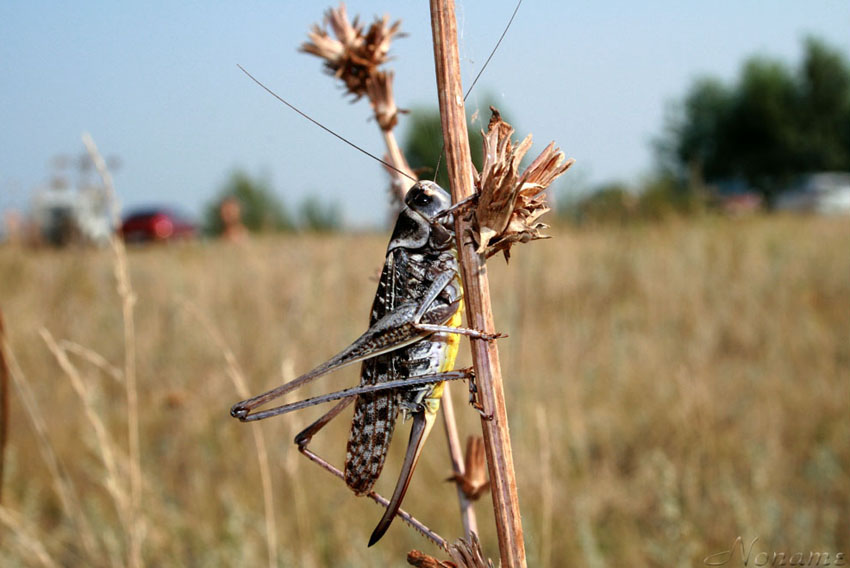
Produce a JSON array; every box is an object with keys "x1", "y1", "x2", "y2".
[{"x1": 231, "y1": 180, "x2": 498, "y2": 546}]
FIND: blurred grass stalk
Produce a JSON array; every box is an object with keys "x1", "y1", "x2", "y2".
[
  {"x1": 3, "y1": 318, "x2": 100, "y2": 563},
  {"x1": 83, "y1": 133, "x2": 144, "y2": 568}
]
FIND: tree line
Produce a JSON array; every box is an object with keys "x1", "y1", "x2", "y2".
[
  {"x1": 205, "y1": 36, "x2": 850, "y2": 233},
  {"x1": 659, "y1": 36, "x2": 850, "y2": 204}
]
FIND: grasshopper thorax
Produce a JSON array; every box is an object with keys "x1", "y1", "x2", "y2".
[{"x1": 388, "y1": 181, "x2": 454, "y2": 252}]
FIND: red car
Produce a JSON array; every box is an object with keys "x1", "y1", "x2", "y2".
[{"x1": 120, "y1": 208, "x2": 196, "y2": 243}]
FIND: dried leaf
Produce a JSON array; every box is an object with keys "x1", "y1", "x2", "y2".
[
  {"x1": 407, "y1": 550, "x2": 455, "y2": 568},
  {"x1": 447, "y1": 436, "x2": 490, "y2": 501},
  {"x1": 448, "y1": 533, "x2": 494, "y2": 568},
  {"x1": 473, "y1": 107, "x2": 574, "y2": 261}
]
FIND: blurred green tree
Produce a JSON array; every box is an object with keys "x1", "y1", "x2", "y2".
[
  {"x1": 203, "y1": 169, "x2": 293, "y2": 235},
  {"x1": 797, "y1": 38, "x2": 850, "y2": 170},
  {"x1": 298, "y1": 195, "x2": 342, "y2": 232},
  {"x1": 658, "y1": 37, "x2": 850, "y2": 204}
]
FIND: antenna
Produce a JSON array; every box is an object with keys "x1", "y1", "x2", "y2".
[
  {"x1": 433, "y1": 0, "x2": 524, "y2": 183},
  {"x1": 237, "y1": 65, "x2": 417, "y2": 184},
  {"x1": 238, "y1": 0, "x2": 524, "y2": 190}
]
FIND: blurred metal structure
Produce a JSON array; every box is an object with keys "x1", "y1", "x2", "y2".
[{"x1": 30, "y1": 152, "x2": 118, "y2": 246}]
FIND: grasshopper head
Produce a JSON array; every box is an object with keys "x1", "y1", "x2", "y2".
[
  {"x1": 405, "y1": 181, "x2": 452, "y2": 220},
  {"x1": 388, "y1": 181, "x2": 454, "y2": 251}
]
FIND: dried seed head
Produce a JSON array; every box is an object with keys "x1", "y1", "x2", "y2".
[
  {"x1": 300, "y1": 4, "x2": 415, "y2": 204},
  {"x1": 447, "y1": 533, "x2": 494, "y2": 568},
  {"x1": 300, "y1": 3, "x2": 404, "y2": 101},
  {"x1": 408, "y1": 533, "x2": 493, "y2": 568},
  {"x1": 447, "y1": 436, "x2": 490, "y2": 501},
  {"x1": 473, "y1": 107, "x2": 575, "y2": 261}
]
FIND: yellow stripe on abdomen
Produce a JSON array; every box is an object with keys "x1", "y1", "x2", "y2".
[
  {"x1": 440, "y1": 304, "x2": 463, "y2": 372},
  {"x1": 424, "y1": 299, "x2": 463, "y2": 409}
]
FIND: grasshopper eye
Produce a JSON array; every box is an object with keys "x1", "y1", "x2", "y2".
[{"x1": 412, "y1": 190, "x2": 433, "y2": 208}]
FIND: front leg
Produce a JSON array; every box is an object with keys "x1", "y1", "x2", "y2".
[{"x1": 412, "y1": 270, "x2": 456, "y2": 323}]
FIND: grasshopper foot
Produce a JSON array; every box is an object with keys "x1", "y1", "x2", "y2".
[
  {"x1": 478, "y1": 331, "x2": 507, "y2": 341},
  {"x1": 466, "y1": 371, "x2": 494, "y2": 420},
  {"x1": 230, "y1": 404, "x2": 249, "y2": 421},
  {"x1": 475, "y1": 404, "x2": 494, "y2": 421},
  {"x1": 294, "y1": 430, "x2": 314, "y2": 449}
]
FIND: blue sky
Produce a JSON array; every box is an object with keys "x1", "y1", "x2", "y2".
[{"x1": 2, "y1": 2, "x2": 849, "y2": 227}]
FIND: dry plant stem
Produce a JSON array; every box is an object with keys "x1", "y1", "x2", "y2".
[
  {"x1": 40, "y1": 329, "x2": 129, "y2": 529},
  {"x1": 381, "y1": 129, "x2": 417, "y2": 196},
  {"x1": 82, "y1": 133, "x2": 143, "y2": 568},
  {"x1": 439, "y1": 383, "x2": 478, "y2": 538},
  {"x1": 112, "y1": 243, "x2": 142, "y2": 568},
  {"x1": 428, "y1": 1, "x2": 527, "y2": 566},
  {"x1": 58, "y1": 340, "x2": 124, "y2": 382}
]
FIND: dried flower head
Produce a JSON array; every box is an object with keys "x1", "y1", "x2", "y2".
[
  {"x1": 473, "y1": 107, "x2": 574, "y2": 261},
  {"x1": 300, "y1": 3, "x2": 403, "y2": 101},
  {"x1": 447, "y1": 436, "x2": 490, "y2": 501},
  {"x1": 408, "y1": 533, "x2": 493, "y2": 568}
]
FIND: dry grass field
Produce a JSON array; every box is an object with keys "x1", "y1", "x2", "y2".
[{"x1": 0, "y1": 215, "x2": 848, "y2": 567}]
